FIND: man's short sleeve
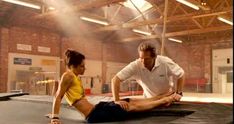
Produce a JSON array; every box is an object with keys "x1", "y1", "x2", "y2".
[
  {"x1": 116, "y1": 61, "x2": 137, "y2": 81},
  {"x1": 164, "y1": 57, "x2": 184, "y2": 78}
]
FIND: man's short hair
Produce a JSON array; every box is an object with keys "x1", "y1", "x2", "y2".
[{"x1": 138, "y1": 42, "x2": 157, "y2": 57}]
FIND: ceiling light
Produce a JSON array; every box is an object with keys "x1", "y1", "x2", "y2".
[
  {"x1": 168, "y1": 38, "x2": 183, "y2": 43},
  {"x1": 122, "y1": 0, "x2": 152, "y2": 12},
  {"x1": 201, "y1": 0, "x2": 207, "y2": 6},
  {"x1": 48, "y1": 7, "x2": 55, "y2": 10},
  {"x1": 80, "y1": 16, "x2": 109, "y2": 26},
  {"x1": 217, "y1": 16, "x2": 233, "y2": 25},
  {"x1": 2, "y1": 0, "x2": 41, "y2": 9},
  {"x1": 176, "y1": 0, "x2": 199, "y2": 10},
  {"x1": 132, "y1": 29, "x2": 151, "y2": 36}
]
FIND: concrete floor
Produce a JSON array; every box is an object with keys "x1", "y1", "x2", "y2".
[{"x1": 181, "y1": 92, "x2": 233, "y2": 104}]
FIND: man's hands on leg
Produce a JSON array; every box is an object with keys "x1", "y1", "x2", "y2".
[
  {"x1": 115, "y1": 101, "x2": 129, "y2": 111},
  {"x1": 162, "y1": 93, "x2": 182, "y2": 106}
]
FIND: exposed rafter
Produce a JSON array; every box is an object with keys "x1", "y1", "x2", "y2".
[
  {"x1": 178, "y1": 4, "x2": 203, "y2": 29},
  {"x1": 0, "y1": 0, "x2": 232, "y2": 45},
  {"x1": 94, "y1": 7, "x2": 232, "y2": 32},
  {"x1": 34, "y1": 0, "x2": 125, "y2": 19},
  {"x1": 122, "y1": 25, "x2": 232, "y2": 42}
]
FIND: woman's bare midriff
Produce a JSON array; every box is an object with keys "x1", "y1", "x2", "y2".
[{"x1": 72, "y1": 97, "x2": 95, "y2": 118}]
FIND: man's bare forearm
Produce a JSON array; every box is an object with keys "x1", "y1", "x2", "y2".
[
  {"x1": 111, "y1": 76, "x2": 121, "y2": 101},
  {"x1": 176, "y1": 74, "x2": 185, "y2": 93}
]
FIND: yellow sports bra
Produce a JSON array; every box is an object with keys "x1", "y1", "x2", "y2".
[{"x1": 64, "y1": 73, "x2": 85, "y2": 106}]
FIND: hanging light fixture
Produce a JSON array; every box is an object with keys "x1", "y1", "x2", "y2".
[
  {"x1": 201, "y1": 0, "x2": 207, "y2": 6},
  {"x1": 176, "y1": 0, "x2": 199, "y2": 10},
  {"x1": 2, "y1": 0, "x2": 41, "y2": 9},
  {"x1": 132, "y1": 29, "x2": 152, "y2": 36},
  {"x1": 80, "y1": 16, "x2": 109, "y2": 26},
  {"x1": 168, "y1": 38, "x2": 183, "y2": 43},
  {"x1": 217, "y1": 16, "x2": 233, "y2": 25}
]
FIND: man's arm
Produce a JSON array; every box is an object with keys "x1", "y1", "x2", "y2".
[
  {"x1": 111, "y1": 75, "x2": 121, "y2": 101},
  {"x1": 111, "y1": 76, "x2": 130, "y2": 111},
  {"x1": 163, "y1": 56, "x2": 185, "y2": 100},
  {"x1": 111, "y1": 61, "x2": 137, "y2": 101},
  {"x1": 174, "y1": 74, "x2": 185, "y2": 102},
  {"x1": 176, "y1": 74, "x2": 185, "y2": 94}
]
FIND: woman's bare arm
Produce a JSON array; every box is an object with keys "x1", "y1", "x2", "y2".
[{"x1": 51, "y1": 73, "x2": 73, "y2": 123}]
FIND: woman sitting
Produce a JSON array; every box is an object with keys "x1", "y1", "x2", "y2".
[{"x1": 50, "y1": 49, "x2": 180, "y2": 124}]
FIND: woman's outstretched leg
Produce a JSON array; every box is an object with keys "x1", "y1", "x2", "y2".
[
  {"x1": 128, "y1": 93, "x2": 180, "y2": 112},
  {"x1": 125, "y1": 91, "x2": 174, "y2": 105}
]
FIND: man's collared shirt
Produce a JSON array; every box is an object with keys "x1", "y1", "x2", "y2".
[{"x1": 116, "y1": 55, "x2": 184, "y2": 98}]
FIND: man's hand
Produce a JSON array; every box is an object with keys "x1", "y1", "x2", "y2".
[
  {"x1": 162, "y1": 93, "x2": 181, "y2": 106},
  {"x1": 114, "y1": 100, "x2": 129, "y2": 111},
  {"x1": 174, "y1": 92, "x2": 182, "y2": 102},
  {"x1": 162, "y1": 90, "x2": 175, "y2": 97}
]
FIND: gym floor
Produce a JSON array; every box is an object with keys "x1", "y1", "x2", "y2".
[{"x1": 0, "y1": 93, "x2": 232, "y2": 124}]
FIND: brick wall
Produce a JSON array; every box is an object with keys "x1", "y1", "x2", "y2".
[
  {"x1": 8, "y1": 27, "x2": 61, "y2": 56},
  {"x1": 0, "y1": 26, "x2": 232, "y2": 92},
  {"x1": 0, "y1": 26, "x2": 139, "y2": 92},
  {"x1": 0, "y1": 28, "x2": 9, "y2": 92},
  {"x1": 166, "y1": 40, "x2": 232, "y2": 85},
  {"x1": 59, "y1": 37, "x2": 138, "y2": 83},
  {"x1": 0, "y1": 26, "x2": 61, "y2": 92}
]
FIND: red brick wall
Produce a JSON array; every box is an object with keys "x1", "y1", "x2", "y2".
[
  {"x1": 166, "y1": 40, "x2": 232, "y2": 85},
  {"x1": 59, "y1": 37, "x2": 138, "y2": 83},
  {"x1": 60, "y1": 37, "x2": 138, "y2": 62},
  {"x1": 0, "y1": 26, "x2": 232, "y2": 92},
  {"x1": 8, "y1": 27, "x2": 61, "y2": 56},
  {"x1": 0, "y1": 28, "x2": 9, "y2": 92},
  {"x1": 0, "y1": 26, "x2": 139, "y2": 92},
  {"x1": 0, "y1": 26, "x2": 62, "y2": 92}
]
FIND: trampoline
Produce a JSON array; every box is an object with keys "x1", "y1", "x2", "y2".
[{"x1": 0, "y1": 93, "x2": 232, "y2": 124}]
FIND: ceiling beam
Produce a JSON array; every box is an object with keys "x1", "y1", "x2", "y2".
[
  {"x1": 146, "y1": 0, "x2": 163, "y2": 16},
  {"x1": 178, "y1": 4, "x2": 203, "y2": 29},
  {"x1": 34, "y1": 0, "x2": 125, "y2": 19},
  {"x1": 206, "y1": 16, "x2": 216, "y2": 27},
  {"x1": 125, "y1": 7, "x2": 156, "y2": 23},
  {"x1": 161, "y1": 0, "x2": 169, "y2": 55},
  {"x1": 109, "y1": 5, "x2": 122, "y2": 22},
  {"x1": 94, "y1": 7, "x2": 232, "y2": 32},
  {"x1": 213, "y1": 0, "x2": 223, "y2": 9},
  {"x1": 224, "y1": 0, "x2": 230, "y2": 7},
  {"x1": 122, "y1": 25, "x2": 232, "y2": 42},
  {"x1": 169, "y1": 2, "x2": 180, "y2": 16}
]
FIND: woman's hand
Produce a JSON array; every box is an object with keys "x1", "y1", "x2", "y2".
[
  {"x1": 50, "y1": 118, "x2": 61, "y2": 124},
  {"x1": 115, "y1": 101, "x2": 129, "y2": 111}
]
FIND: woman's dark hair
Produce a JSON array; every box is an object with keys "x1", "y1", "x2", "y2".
[
  {"x1": 65, "y1": 49, "x2": 85, "y2": 68},
  {"x1": 137, "y1": 42, "x2": 157, "y2": 57}
]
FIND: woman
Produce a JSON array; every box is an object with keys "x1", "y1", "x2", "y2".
[{"x1": 50, "y1": 49, "x2": 180, "y2": 124}]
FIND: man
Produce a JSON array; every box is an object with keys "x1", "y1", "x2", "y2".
[
  {"x1": 111, "y1": 42, "x2": 185, "y2": 105},
  {"x1": 49, "y1": 49, "x2": 181, "y2": 124}
]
